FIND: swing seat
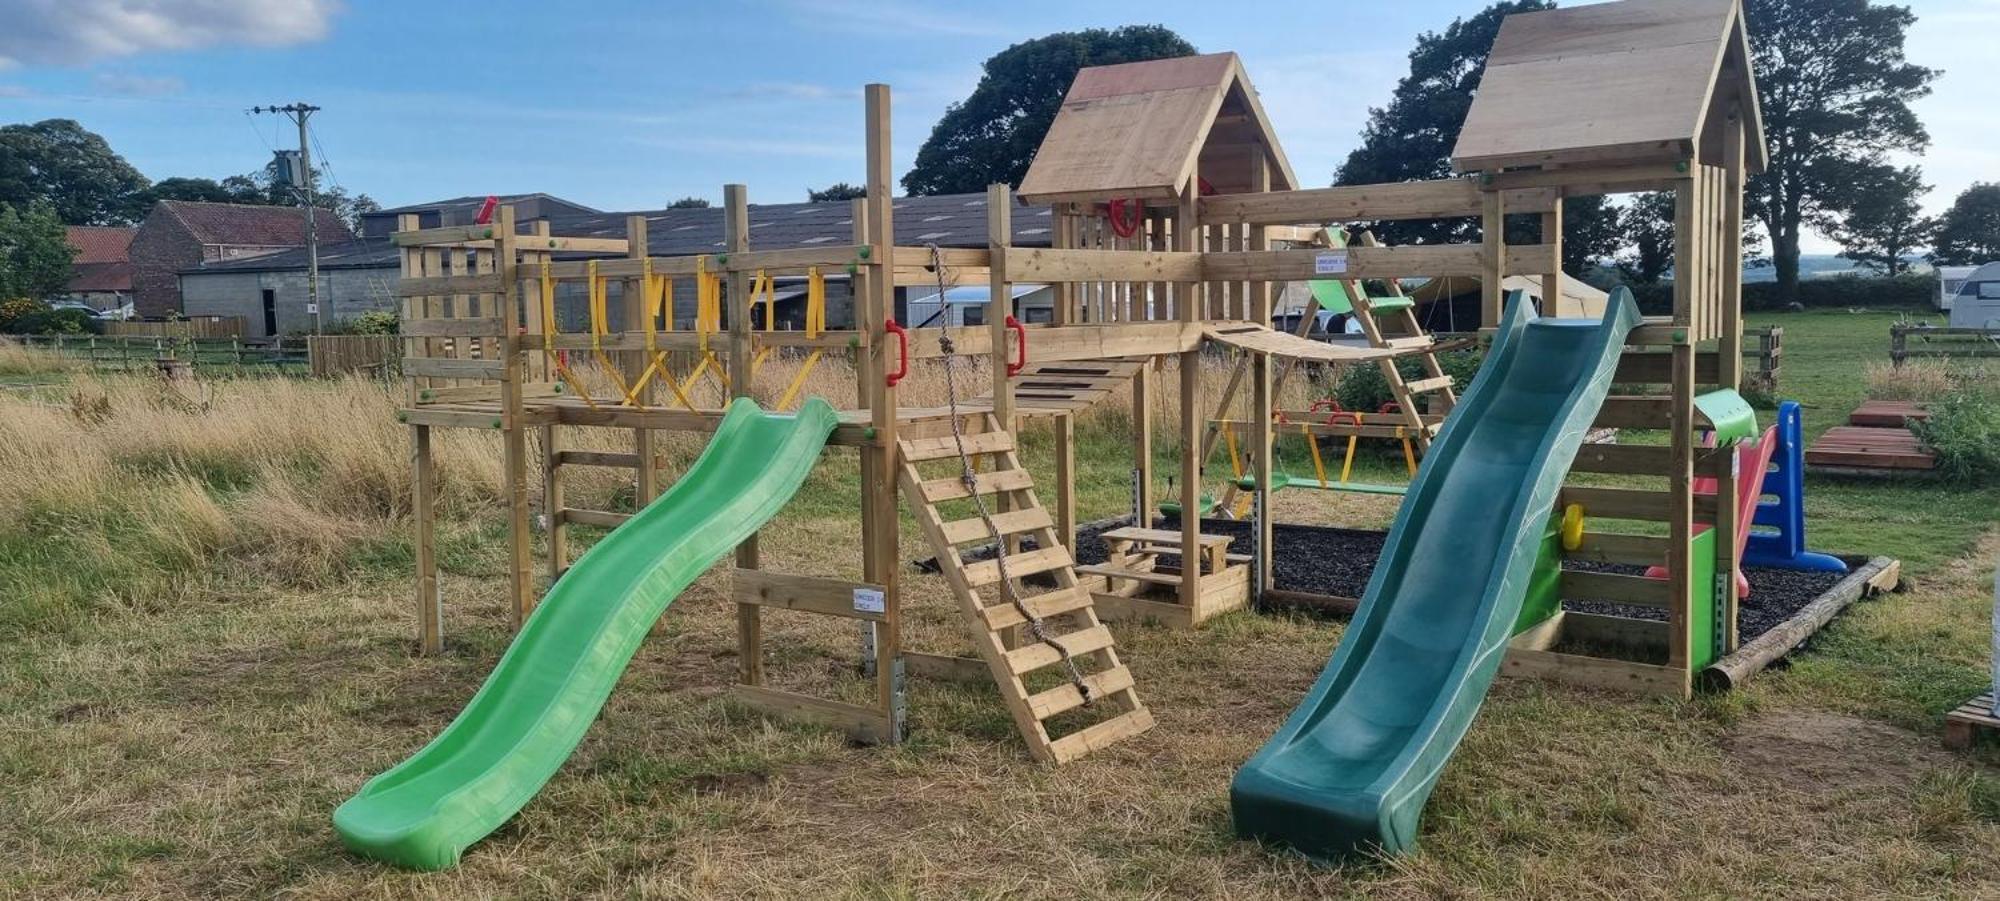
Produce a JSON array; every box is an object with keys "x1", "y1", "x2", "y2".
[{"x1": 1158, "y1": 494, "x2": 1220, "y2": 518}]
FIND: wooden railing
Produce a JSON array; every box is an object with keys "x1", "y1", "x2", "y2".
[
  {"x1": 103, "y1": 316, "x2": 245, "y2": 338},
  {"x1": 1890, "y1": 325, "x2": 2000, "y2": 367}
]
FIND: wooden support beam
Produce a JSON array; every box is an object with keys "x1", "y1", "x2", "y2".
[
  {"x1": 412, "y1": 424, "x2": 440, "y2": 653},
  {"x1": 862, "y1": 83, "x2": 902, "y2": 740},
  {"x1": 724, "y1": 183, "x2": 761, "y2": 687},
  {"x1": 496, "y1": 207, "x2": 534, "y2": 629},
  {"x1": 1197, "y1": 179, "x2": 1557, "y2": 224},
  {"x1": 1481, "y1": 189, "x2": 1505, "y2": 328}
]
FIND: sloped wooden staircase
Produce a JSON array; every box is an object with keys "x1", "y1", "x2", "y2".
[{"x1": 897, "y1": 418, "x2": 1154, "y2": 763}]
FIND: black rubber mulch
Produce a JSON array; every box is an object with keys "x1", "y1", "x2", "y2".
[{"x1": 937, "y1": 514, "x2": 1847, "y2": 644}]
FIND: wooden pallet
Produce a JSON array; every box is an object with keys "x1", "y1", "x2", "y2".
[
  {"x1": 1804, "y1": 425, "x2": 1937, "y2": 471},
  {"x1": 1848, "y1": 400, "x2": 1930, "y2": 428},
  {"x1": 1945, "y1": 692, "x2": 2000, "y2": 750},
  {"x1": 897, "y1": 419, "x2": 1154, "y2": 763}
]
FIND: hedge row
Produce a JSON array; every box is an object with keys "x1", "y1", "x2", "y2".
[{"x1": 1625, "y1": 273, "x2": 1936, "y2": 313}]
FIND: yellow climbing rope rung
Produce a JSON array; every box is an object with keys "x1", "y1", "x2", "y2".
[
  {"x1": 770, "y1": 268, "x2": 830, "y2": 411},
  {"x1": 539, "y1": 263, "x2": 598, "y2": 410}
]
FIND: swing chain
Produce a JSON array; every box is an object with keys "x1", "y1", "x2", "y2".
[{"x1": 927, "y1": 243, "x2": 1092, "y2": 706}]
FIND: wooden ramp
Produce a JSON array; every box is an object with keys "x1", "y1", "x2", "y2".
[
  {"x1": 1201, "y1": 324, "x2": 1402, "y2": 363},
  {"x1": 897, "y1": 420, "x2": 1154, "y2": 763},
  {"x1": 1805, "y1": 426, "x2": 1937, "y2": 474}
]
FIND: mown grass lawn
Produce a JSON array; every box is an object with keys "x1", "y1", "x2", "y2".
[{"x1": 0, "y1": 311, "x2": 1996, "y2": 899}]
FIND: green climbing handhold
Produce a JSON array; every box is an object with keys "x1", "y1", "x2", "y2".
[
  {"x1": 481, "y1": 228, "x2": 494, "y2": 239},
  {"x1": 491, "y1": 418, "x2": 503, "y2": 429},
  {"x1": 1675, "y1": 160, "x2": 1690, "y2": 173},
  {"x1": 1673, "y1": 329, "x2": 1688, "y2": 343},
  {"x1": 845, "y1": 263, "x2": 858, "y2": 276},
  {"x1": 716, "y1": 253, "x2": 728, "y2": 265},
  {"x1": 553, "y1": 382, "x2": 565, "y2": 393},
  {"x1": 862, "y1": 427, "x2": 877, "y2": 440},
  {"x1": 856, "y1": 246, "x2": 872, "y2": 260}
]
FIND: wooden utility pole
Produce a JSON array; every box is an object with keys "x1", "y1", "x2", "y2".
[{"x1": 252, "y1": 102, "x2": 324, "y2": 334}]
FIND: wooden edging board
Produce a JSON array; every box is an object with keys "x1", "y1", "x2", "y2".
[{"x1": 1700, "y1": 556, "x2": 1902, "y2": 691}]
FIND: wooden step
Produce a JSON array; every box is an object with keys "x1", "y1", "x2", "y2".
[
  {"x1": 980, "y1": 584, "x2": 1096, "y2": 631},
  {"x1": 1100, "y1": 526, "x2": 1232, "y2": 548},
  {"x1": 1406, "y1": 375, "x2": 1455, "y2": 394},
  {"x1": 1046, "y1": 707, "x2": 1157, "y2": 763},
  {"x1": 1005, "y1": 625, "x2": 1116, "y2": 675},
  {"x1": 915, "y1": 467, "x2": 1035, "y2": 503},
  {"x1": 901, "y1": 430, "x2": 1015, "y2": 462},
  {"x1": 1074, "y1": 563, "x2": 1181, "y2": 586},
  {"x1": 937, "y1": 507, "x2": 1053, "y2": 546},
  {"x1": 1024, "y1": 666, "x2": 1136, "y2": 720},
  {"x1": 1383, "y1": 336, "x2": 1435, "y2": 349},
  {"x1": 960, "y1": 544, "x2": 1072, "y2": 587}
]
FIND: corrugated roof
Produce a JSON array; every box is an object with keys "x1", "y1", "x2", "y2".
[
  {"x1": 186, "y1": 193, "x2": 1056, "y2": 274},
  {"x1": 156, "y1": 200, "x2": 355, "y2": 246}
]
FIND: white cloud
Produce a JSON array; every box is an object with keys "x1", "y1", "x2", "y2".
[
  {"x1": 0, "y1": 0, "x2": 340, "y2": 68},
  {"x1": 92, "y1": 72, "x2": 185, "y2": 96},
  {"x1": 0, "y1": 84, "x2": 32, "y2": 98}
]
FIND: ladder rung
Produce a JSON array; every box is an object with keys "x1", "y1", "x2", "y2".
[
  {"x1": 1005, "y1": 624, "x2": 1117, "y2": 675},
  {"x1": 961, "y1": 545, "x2": 1072, "y2": 587},
  {"x1": 1026, "y1": 665, "x2": 1136, "y2": 720},
  {"x1": 917, "y1": 467, "x2": 1035, "y2": 503},
  {"x1": 1406, "y1": 376, "x2": 1454, "y2": 394},
  {"x1": 981, "y1": 584, "x2": 1095, "y2": 631},
  {"x1": 1046, "y1": 708, "x2": 1156, "y2": 763},
  {"x1": 1383, "y1": 336, "x2": 1434, "y2": 349},
  {"x1": 900, "y1": 430, "x2": 1015, "y2": 462},
  {"x1": 938, "y1": 507, "x2": 1053, "y2": 546}
]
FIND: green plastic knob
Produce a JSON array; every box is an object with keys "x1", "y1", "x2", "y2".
[
  {"x1": 553, "y1": 382, "x2": 565, "y2": 393},
  {"x1": 716, "y1": 253, "x2": 728, "y2": 265},
  {"x1": 845, "y1": 263, "x2": 859, "y2": 276},
  {"x1": 491, "y1": 418, "x2": 503, "y2": 429},
  {"x1": 1675, "y1": 161, "x2": 1690, "y2": 173},
  {"x1": 419, "y1": 389, "x2": 433, "y2": 401},
  {"x1": 396, "y1": 411, "x2": 408, "y2": 423},
  {"x1": 862, "y1": 427, "x2": 877, "y2": 440},
  {"x1": 1673, "y1": 329, "x2": 1688, "y2": 343},
  {"x1": 856, "y1": 246, "x2": 872, "y2": 260}
]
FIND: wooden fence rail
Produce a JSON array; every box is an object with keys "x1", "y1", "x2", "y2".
[
  {"x1": 7, "y1": 334, "x2": 308, "y2": 373},
  {"x1": 1890, "y1": 325, "x2": 2000, "y2": 367}
]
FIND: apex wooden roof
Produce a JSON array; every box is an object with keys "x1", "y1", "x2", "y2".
[
  {"x1": 1451, "y1": 0, "x2": 1767, "y2": 174},
  {"x1": 1018, "y1": 53, "x2": 1297, "y2": 203}
]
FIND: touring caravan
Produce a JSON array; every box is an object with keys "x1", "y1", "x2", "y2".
[
  {"x1": 1947, "y1": 262, "x2": 2000, "y2": 329},
  {"x1": 1938, "y1": 265, "x2": 1976, "y2": 311}
]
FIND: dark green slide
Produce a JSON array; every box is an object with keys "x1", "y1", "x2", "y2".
[
  {"x1": 1232, "y1": 289, "x2": 1640, "y2": 858},
  {"x1": 335, "y1": 397, "x2": 838, "y2": 870}
]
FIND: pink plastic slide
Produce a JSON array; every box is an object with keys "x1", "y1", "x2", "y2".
[{"x1": 1646, "y1": 425, "x2": 1778, "y2": 598}]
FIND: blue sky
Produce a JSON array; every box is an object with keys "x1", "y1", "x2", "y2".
[{"x1": 0, "y1": 0, "x2": 1991, "y2": 254}]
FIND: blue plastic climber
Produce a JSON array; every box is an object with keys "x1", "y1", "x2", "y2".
[{"x1": 1742, "y1": 400, "x2": 1848, "y2": 574}]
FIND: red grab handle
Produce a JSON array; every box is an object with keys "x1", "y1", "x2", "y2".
[
  {"x1": 884, "y1": 318, "x2": 909, "y2": 387},
  {"x1": 1106, "y1": 198, "x2": 1141, "y2": 238},
  {"x1": 1005, "y1": 315, "x2": 1027, "y2": 377}
]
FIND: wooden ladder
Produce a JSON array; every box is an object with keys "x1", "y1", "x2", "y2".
[
  {"x1": 897, "y1": 419, "x2": 1154, "y2": 763},
  {"x1": 1335, "y1": 230, "x2": 1456, "y2": 452}
]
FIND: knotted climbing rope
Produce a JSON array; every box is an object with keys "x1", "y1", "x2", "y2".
[{"x1": 926, "y1": 243, "x2": 1092, "y2": 706}]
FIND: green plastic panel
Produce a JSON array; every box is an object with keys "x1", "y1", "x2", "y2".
[
  {"x1": 1231, "y1": 288, "x2": 1642, "y2": 859},
  {"x1": 1693, "y1": 389, "x2": 1757, "y2": 445},
  {"x1": 1687, "y1": 528, "x2": 1719, "y2": 670},
  {"x1": 1308, "y1": 280, "x2": 1354, "y2": 314},
  {"x1": 1512, "y1": 518, "x2": 1565, "y2": 635},
  {"x1": 333, "y1": 397, "x2": 839, "y2": 870}
]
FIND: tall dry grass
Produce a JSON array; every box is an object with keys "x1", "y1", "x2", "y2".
[
  {"x1": 1863, "y1": 359, "x2": 1999, "y2": 402},
  {"x1": 0, "y1": 337, "x2": 75, "y2": 377}
]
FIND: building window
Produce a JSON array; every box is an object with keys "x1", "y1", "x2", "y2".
[{"x1": 962, "y1": 306, "x2": 984, "y2": 327}]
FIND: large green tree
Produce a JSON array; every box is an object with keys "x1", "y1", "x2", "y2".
[
  {"x1": 1932, "y1": 183, "x2": 2000, "y2": 266},
  {"x1": 1821, "y1": 163, "x2": 1933, "y2": 274},
  {"x1": 1745, "y1": 0, "x2": 1937, "y2": 303},
  {"x1": 1334, "y1": 0, "x2": 1620, "y2": 274},
  {"x1": 0, "y1": 202, "x2": 76, "y2": 301},
  {"x1": 807, "y1": 182, "x2": 866, "y2": 203},
  {"x1": 0, "y1": 119, "x2": 151, "y2": 225},
  {"x1": 902, "y1": 26, "x2": 1196, "y2": 196}
]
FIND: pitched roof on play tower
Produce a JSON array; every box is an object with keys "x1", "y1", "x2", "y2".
[{"x1": 1451, "y1": 0, "x2": 1767, "y2": 174}]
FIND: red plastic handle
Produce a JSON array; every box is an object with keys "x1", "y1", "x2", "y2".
[
  {"x1": 1005, "y1": 315, "x2": 1027, "y2": 377},
  {"x1": 1310, "y1": 398, "x2": 1343, "y2": 414},
  {"x1": 1106, "y1": 198, "x2": 1141, "y2": 238},
  {"x1": 884, "y1": 318, "x2": 909, "y2": 387},
  {"x1": 1326, "y1": 411, "x2": 1363, "y2": 428}
]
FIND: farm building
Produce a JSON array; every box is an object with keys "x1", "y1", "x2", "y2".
[
  {"x1": 130, "y1": 200, "x2": 353, "y2": 319},
  {"x1": 56, "y1": 225, "x2": 136, "y2": 315}
]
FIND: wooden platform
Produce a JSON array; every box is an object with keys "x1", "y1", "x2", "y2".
[
  {"x1": 1804, "y1": 425, "x2": 1936, "y2": 473},
  {"x1": 1848, "y1": 400, "x2": 1929, "y2": 428},
  {"x1": 1945, "y1": 692, "x2": 2000, "y2": 750}
]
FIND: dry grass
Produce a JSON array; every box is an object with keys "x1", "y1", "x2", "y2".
[
  {"x1": 1864, "y1": 359, "x2": 1999, "y2": 402},
  {"x1": 0, "y1": 346, "x2": 1996, "y2": 898},
  {"x1": 0, "y1": 337, "x2": 75, "y2": 378}
]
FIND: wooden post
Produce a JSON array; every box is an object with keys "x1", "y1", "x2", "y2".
[
  {"x1": 541, "y1": 424, "x2": 566, "y2": 582},
  {"x1": 496, "y1": 206, "x2": 534, "y2": 628},
  {"x1": 988, "y1": 183, "x2": 1015, "y2": 430},
  {"x1": 1053, "y1": 205, "x2": 1076, "y2": 326},
  {"x1": 1481, "y1": 188, "x2": 1506, "y2": 328},
  {"x1": 413, "y1": 424, "x2": 440, "y2": 652},
  {"x1": 724, "y1": 184, "x2": 762, "y2": 687},
  {"x1": 862, "y1": 84, "x2": 902, "y2": 738},
  {"x1": 1175, "y1": 181, "x2": 1203, "y2": 608},
  {"x1": 1054, "y1": 413, "x2": 1076, "y2": 553},
  {"x1": 1132, "y1": 363, "x2": 1153, "y2": 524},
  {"x1": 625, "y1": 215, "x2": 658, "y2": 505},
  {"x1": 1668, "y1": 176, "x2": 1697, "y2": 685},
  {"x1": 1541, "y1": 198, "x2": 1563, "y2": 316},
  {"x1": 1718, "y1": 111, "x2": 1748, "y2": 651},
  {"x1": 1248, "y1": 155, "x2": 1273, "y2": 598}
]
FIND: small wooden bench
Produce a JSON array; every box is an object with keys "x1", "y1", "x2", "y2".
[{"x1": 1100, "y1": 526, "x2": 1234, "y2": 575}]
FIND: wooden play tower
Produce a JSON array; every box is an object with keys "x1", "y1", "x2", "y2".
[{"x1": 390, "y1": 0, "x2": 1769, "y2": 768}]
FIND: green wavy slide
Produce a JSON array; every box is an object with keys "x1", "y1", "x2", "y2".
[
  {"x1": 334, "y1": 397, "x2": 838, "y2": 871},
  {"x1": 1232, "y1": 289, "x2": 1640, "y2": 858}
]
